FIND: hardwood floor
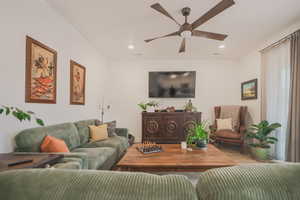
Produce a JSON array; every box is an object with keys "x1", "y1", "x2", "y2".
[{"x1": 216, "y1": 144, "x2": 265, "y2": 164}]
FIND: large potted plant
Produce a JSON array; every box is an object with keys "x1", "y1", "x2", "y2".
[
  {"x1": 186, "y1": 121, "x2": 209, "y2": 149},
  {"x1": 246, "y1": 120, "x2": 281, "y2": 160}
]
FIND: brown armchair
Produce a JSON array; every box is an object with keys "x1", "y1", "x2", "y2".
[{"x1": 210, "y1": 106, "x2": 248, "y2": 152}]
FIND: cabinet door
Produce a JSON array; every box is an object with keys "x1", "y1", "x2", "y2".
[
  {"x1": 162, "y1": 114, "x2": 183, "y2": 143},
  {"x1": 142, "y1": 115, "x2": 162, "y2": 142},
  {"x1": 182, "y1": 113, "x2": 202, "y2": 140}
]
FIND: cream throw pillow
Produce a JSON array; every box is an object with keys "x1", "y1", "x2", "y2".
[
  {"x1": 216, "y1": 118, "x2": 233, "y2": 131},
  {"x1": 89, "y1": 124, "x2": 108, "y2": 142}
]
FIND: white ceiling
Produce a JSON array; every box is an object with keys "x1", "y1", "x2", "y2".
[{"x1": 46, "y1": 0, "x2": 300, "y2": 60}]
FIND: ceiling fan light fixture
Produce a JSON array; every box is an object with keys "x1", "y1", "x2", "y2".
[
  {"x1": 128, "y1": 44, "x2": 135, "y2": 50},
  {"x1": 180, "y1": 30, "x2": 192, "y2": 38}
]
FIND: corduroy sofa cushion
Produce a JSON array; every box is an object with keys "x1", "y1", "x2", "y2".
[
  {"x1": 73, "y1": 119, "x2": 97, "y2": 145},
  {"x1": 72, "y1": 147, "x2": 117, "y2": 170},
  {"x1": 15, "y1": 123, "x2": 81, "y2": 152},
  {"x1": 0, "y1": 169, "x2": 198, "y2": 200},
  {"x1": 80, "y1": 135, "x2": 129, "y2": 158},
  {"x1": 196, "y1": 164, "x2": 300, "y2": 200}
]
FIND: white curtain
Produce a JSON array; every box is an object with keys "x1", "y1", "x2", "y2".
[{"x1": 261, "y1": 40, "x2": 291, "y2": 160}]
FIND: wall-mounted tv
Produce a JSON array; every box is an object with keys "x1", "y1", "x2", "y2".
[{"x1": 149, "y1": 71, "x2": 196, "y2": 98}]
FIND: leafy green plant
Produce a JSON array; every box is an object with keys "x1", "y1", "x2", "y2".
[
  {"x1": 0, "y1": 105, "x2": 44, "y2": 126},
  {"x1": 138, "y1": 101, "x2": 159, "y2": 112},
  {"x1": 186, "y1": 121, "x2": 209, "y2": 145},
  {"x1": 147, "y1": 101, "x2": 159, "y2": 107},
  {"x1": 138, "y1": 102, "x2": 148, "y2": 112},
  {"x1": 246, "y1": 120, "x2": 281, "y2": 148}
]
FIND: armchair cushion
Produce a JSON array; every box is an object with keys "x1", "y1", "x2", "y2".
[
  {"x1": 216, "y1": 118, "x2": 233, "y2": 131},
  {"x1": 215, "y1": 130, "x2": 241, "y2": 140},
  {"x1": 220, "y1": 105, "x2": 241, "y2": 131}
]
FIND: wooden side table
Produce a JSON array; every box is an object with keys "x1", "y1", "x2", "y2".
[{"x1": 0, "y1": 153, "x2": 63, "y2": 171}]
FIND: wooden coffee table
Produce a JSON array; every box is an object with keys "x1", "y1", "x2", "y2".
[
  {"x1": 0, "y1": 153, "x2": 63, "y2": 172},
  {"x1": 116, "y1": 144, "x2": 236, "y2": 172}
]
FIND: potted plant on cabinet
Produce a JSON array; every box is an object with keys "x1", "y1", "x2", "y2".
[
  {"x1": 138, "y1": 101, "x2": 159, "y2": 112},
  {"x1": 186, "y1": 121, "x2": 209, "y2": 150},
  {"x1": 246, "y1": 120, "x2": 281, "y2": 160}
]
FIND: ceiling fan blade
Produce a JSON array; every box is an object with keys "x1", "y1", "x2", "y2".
[
  {"x1": 191, "y1": 0, "x2": 235, "y2": 30},
  {"x1": 192, "y1": 30, "x2": 228, "y2": 41},
  {"x1": 179, "y1": 38, "x2": 186, "y2": 53},
  {"x1": 145, "y1": 32, "x2": 180, "y2": 43},
  {"x1": 151, "y1": 3, "x2": 181, "y2": 26}
]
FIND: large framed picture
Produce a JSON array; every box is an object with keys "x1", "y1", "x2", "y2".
[
  {"x1": 241, "y1": 79, "x2": 258, "y2": 100},
  {"x1": 25, "y1": 36, "x2": 57, "y2": 104},
  {"x1": 70, "y1": 60, "x2": 86, "y2": 105}
]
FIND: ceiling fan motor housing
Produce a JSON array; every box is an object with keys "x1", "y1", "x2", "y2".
[{"x1": 182, "y1": 7, "x2": 191, "y2": 17}]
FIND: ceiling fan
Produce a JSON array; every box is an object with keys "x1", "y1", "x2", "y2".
[{"x1": 145, "y1": 0, "x2": 235, "y2": 53}]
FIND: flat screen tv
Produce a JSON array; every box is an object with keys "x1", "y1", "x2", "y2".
[{"x1": 149, "y1": 71, "x2": 196, "y2": 98}]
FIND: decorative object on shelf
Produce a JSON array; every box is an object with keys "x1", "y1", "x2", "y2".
[
  {"x1": 184, "y1": 99, "x2": 197, "y2": 112},
  {"x1": 70, "y1": 60, "x2": 86, "y2": 105},
  {"x1": 100, "y1": 99, "x2": 111, "y2": 123},
  {"x1": 138, "y1": 101, "x2": 159, "y2": 112},
  {"x1": 241, "y1": 79, "x2": 258, "y2": 100},
  {"x1": 25, "y1": 36, "x2": 57, "y2": 104},
  {"x1": 0, "y1": 105, "x2": 44, "y2": 126},
  {"x1": 181, "y1": 141, "x2": 187, "y2": 149},
  {"x1": 186, "y1": 121, "x2": 209, "y2": 150},
  {"x1": 166, "y1": 106, "x2": 176, "y2": 112},
  {"x1": 136, "y1": 142, "x2": 163, "y2": 154},
  {"x1": 128, "y1": 134, "x2": 135, "y2": 146},
  {"x1": 246, "y1": 120, "x2": 281, "y2": 160}
]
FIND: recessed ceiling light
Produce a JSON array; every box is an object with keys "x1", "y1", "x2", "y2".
[
  {"x1": 128, "y1": 44, "x2": 135, "y2": 50},
  {"x1": 218, "y1": 44, "x2": 225, "y2": 49}
]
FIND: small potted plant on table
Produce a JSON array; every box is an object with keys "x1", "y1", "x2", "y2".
[
  {"x1": 186, "y1": 121, "x2": 209, "y2": 150},
  {"x1": 246, "y1": 120, "x2": 281, "y2": 160}
]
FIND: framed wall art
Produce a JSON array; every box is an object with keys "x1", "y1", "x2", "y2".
[
  {"x1": 25, "y1": 36, "x2": 57, "y2": 104},
  {"x1": 70, "y1": 60, "x2": 86, "y2": 105},
  {"x1": 241, "y1": 79, "x2": 258, "y2": 100}
]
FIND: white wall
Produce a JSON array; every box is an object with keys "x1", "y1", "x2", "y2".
[
  {"x1": 106, "y1": 60, "x2": 241, "y2": 142},
  {"x1": 238, "y1": 20, "x2": 300, "y2": 125},
  {"x1": 0, "y1": 0, "x2": 108, "y2": 153}
]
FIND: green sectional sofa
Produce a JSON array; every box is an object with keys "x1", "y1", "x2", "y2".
[
  {"x1": 14, "y1": 119, "x2": 129, "y2": 170},
  {"x1": 0, "y1": 164, "x2": 299, "y2": 200}
]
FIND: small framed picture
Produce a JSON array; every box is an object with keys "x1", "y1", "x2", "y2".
[
  {"x1": 70, "y1": 60, "x2": 86, "y2": 105},
  {"x1": 241, "y1": 79, "x2": 258, "y2": 100},
  {"x1": 25, "y1": 36, "x2": 57, "y2": 104}
]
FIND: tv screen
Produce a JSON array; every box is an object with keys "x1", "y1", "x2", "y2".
[{"x1": 149, "y1": 71, "x2": 196, "y2": 98}]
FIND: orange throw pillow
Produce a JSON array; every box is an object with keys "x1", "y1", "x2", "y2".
[{"x1": 40, "y1": 135, "x2": 70, "y2": 153}]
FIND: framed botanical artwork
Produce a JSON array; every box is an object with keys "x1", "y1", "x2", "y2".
[
  {"x1": 241, "y1": 79, "x2": 258, "y2": 100},
  {"x1": 70, "y1": 60, "x2": 86, "y2": 105},
  {"x1": 25, "y1": 36, "x2": 57, "y2": 104}
]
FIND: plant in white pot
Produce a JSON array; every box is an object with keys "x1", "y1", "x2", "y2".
[{"x1": 246, "y1": 120, "x2": 281, "y2": 160}]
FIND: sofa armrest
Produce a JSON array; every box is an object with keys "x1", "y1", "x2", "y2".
[
  {"x1": 13, "y1": 152, "x2": 88, "y2": 169},
  {"x1": 115, "y1": 128, "x2": 129, "y2": 139}
]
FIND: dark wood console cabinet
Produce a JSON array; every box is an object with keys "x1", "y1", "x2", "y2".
[{"x1": 142, "y1": 112, "x2": 202, "y2": 144}]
